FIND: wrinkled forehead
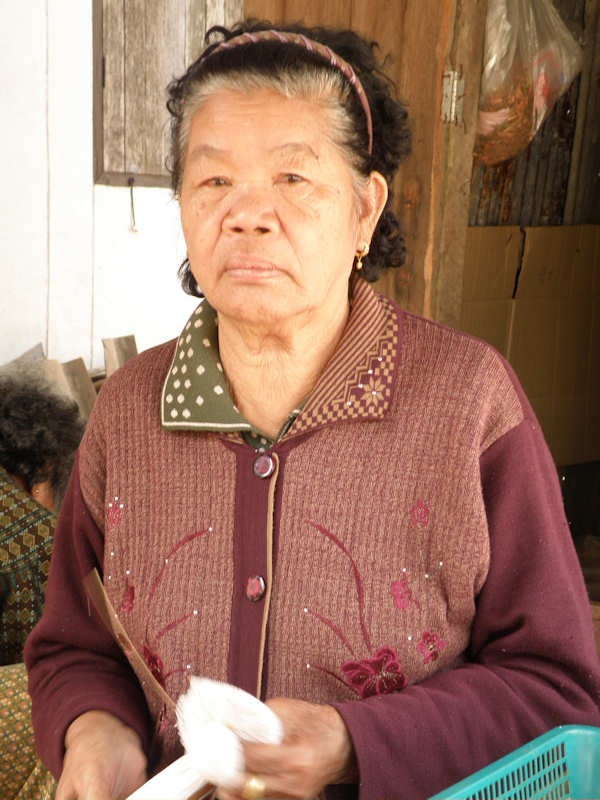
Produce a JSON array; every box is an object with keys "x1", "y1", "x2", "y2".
[{"x1": 178, "y1": 77, "x2": 361, "y2": 179}]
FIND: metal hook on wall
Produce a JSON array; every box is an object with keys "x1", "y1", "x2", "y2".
[{"x1": 128, "y1": 176, "x2": 138, "y2": 233}]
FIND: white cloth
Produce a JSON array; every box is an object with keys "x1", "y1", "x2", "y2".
[{"x1": 127, "y1": 678, "x2": 283, "y2": 800}]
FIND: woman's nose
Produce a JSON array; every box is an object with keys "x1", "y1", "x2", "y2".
[{"x1": 222, "y1": 185, "x2": 279, "y2": 236}]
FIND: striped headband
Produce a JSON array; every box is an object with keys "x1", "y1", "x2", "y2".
[{"x1": 201, "y1": 29, "x2": 374, "y2": 155}]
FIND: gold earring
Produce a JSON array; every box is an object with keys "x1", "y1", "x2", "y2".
[{"x1": 355, "y1": 243, "x2": 370, "y2": 271}]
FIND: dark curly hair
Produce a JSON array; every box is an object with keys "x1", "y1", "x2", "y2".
[
  {"x1": 166, "y1": 19, "x2": 411, "y2": 287},
  {"x1": 0, "y1": 367, "x2": 85, "y2": 509}
]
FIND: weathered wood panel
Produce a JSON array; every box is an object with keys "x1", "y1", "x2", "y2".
[
  {"x1": 245, "y1": 0, "x2": 284, "y2": 23},
  {"x1": 124, "y1": 0, "x2": 148, "y2": 175},
  {"x1": 186, "y1": 0, "x2": 207, "y2": 63},
  {"x1": 284, "y1": 0, "x2": 350, "y2": 26},
  {"x1": 432, "y1": 0, "x2": 488, "y2": 327},
  {"x1": 162, "y1": 1, "x2": 188, "y2": 169},
  {"x1": 101, "y1": 0, "x2": 125, "y2": 175},
  {"x1": 566, "y1": 0, "x2": 600, "y2": 225},
  {"x1": 96, "y1": 0, "x2": 243, "y2": 187}
]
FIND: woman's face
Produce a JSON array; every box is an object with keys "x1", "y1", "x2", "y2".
[{"x1": 179, "y1": 87, "x2": 383, "y2": 329}]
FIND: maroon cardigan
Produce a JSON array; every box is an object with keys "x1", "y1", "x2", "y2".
[{"x1": 25, "y1": 284, "x2": 600, "y2": 799}]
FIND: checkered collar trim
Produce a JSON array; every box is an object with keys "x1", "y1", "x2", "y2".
[
  {"x1": 282, "y1": 279, "x2": 400, "y2": 439},
  {"x1": 160, "y1": 280, "x2": 401, "y2": 435}
]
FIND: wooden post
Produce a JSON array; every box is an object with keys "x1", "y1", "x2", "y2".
[
  {"x1": 102, "y1": 335, "x2": 138, "y2": 377},
  {"x1": 565, "y1": 0, "x2": 600, "y2": 225},
  {"x1": 42, "y1": 358, "x2": 98, "y2": 420},
  {"x1": 433, "y1": 0, "x2": 487, "y2": 328}
]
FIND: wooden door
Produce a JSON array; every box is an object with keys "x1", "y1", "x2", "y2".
[{"x1": 243, "y1": 0, "x2": 487, "y2": 325}]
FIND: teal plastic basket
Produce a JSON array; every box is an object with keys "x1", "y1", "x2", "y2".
[{"x1": 430, "y1": 725, "x2": 600, "y2": 799}]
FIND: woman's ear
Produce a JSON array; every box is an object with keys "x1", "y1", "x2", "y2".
[
  {"x1": 358, "y1": 171, "x2": 388, "y2": 245},
  {"x1": 31, "y1": 479, "x2": 55, "y2": 513}
]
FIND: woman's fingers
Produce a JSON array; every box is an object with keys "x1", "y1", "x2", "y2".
[{"x1": 215, "y1": 698, "x2": 357, "y2": 799}]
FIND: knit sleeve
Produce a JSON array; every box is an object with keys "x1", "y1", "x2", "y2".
[
  {"x1": 331, "y1": 414, "x2": 600, "y2": 800},
  {"x1": 24, "y1": 454, "x2": 153, "y2": 780}
]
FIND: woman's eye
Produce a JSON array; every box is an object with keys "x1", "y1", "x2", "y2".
[
  {"x1": 281, "y1": 173, "x2": 304, "y2": 184},
  {"x1": 204, "y1": 176, "x2": 229, "y2": 187}
]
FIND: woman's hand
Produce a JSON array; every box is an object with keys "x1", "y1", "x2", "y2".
[
  {"x1": 56, "y1": 710, "x2": 148, "y2": 800},
  {"x1": 217, "y1": 698, "x2": 357, "y2": 799}
]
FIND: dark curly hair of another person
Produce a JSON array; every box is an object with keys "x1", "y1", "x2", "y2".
[
  {"x1": 167, "y1": 19, "x2": 411, "y2": 287},
  {"x1": 0, "y1": 368, "x2": 85, "y2": 509}
]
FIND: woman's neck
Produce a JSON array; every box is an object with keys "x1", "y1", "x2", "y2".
[{"x1": 217, "y1": 303, "x2": 350, "y2": 439}]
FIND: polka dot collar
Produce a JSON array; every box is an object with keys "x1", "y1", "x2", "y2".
[
  {"x1": 161, "y1": 299, "x2": 250, "y2": 431},
  {"x1": 161, "y1": 280, "x2": 401, "y2": 438}
]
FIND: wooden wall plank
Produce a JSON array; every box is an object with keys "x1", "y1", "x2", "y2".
[
  {"x1": 565, "y1": 0, "x2": 600, "y2": 225},
  {"x1": 161, "y1": 1, "x2": 187, "y2": 175},
  {"x1": 433, "y1": 0, "x2": 487, "y2": 327},
  {"x1": 206, "y1": 0, "x2": 225, "y2": 31},
  {"x1": 186, "y1": 0, "x2": 207, "y2": 63},
  {"x1": 283, "y1": 0, "x2": 350, "y2": 26},
  {"x1": 93, "y1": 0, "x2": 104, "y2": 181},
  {"x1": 102, "y1": 0, "x2": 125, "y2": 174},
  {"x1": 145, "y1": 1, "x2": 168, "y2": 175},
  {"x1": 124, "y1": 0, "x2": 147, "y2": 173},
  {"x1": 244, "y1": 0, "x2": 284, "y2": 23},
  {"x1": 225, "y1": 0, "x2": 244, "y2": 25}
]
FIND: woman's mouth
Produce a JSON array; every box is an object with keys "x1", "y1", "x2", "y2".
[{"x1": 223, "y1": 256, "x2": 282, "y2": 279}]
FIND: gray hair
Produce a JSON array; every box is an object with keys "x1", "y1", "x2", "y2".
[{"x1": 174, "y1": 66, "x2": 365, "y2": 195}]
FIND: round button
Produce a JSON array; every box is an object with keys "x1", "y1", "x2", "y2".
[
  {"x1": 246, "y1": 575, "x2": 266, "y2": 602},
  {"x1": 253, "y1": 454, "x2": 275, "y2": 478}
]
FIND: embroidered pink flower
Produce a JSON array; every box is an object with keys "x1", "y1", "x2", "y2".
[
  {"x1": 118, "y1": 579, "x2": 135, "y2": 614},
  {"x1": 418, "y1": 631, "x2": 446, "y2": 664},
  {"x1": 390, "y1": 579, "x2": 422, "y2": 611},
  {"x1": 411, "y1": 499, "x2": 429, "y2": 528},
  {"x1": 341, "y1": 647, "x2": 407, "y2": 699}
]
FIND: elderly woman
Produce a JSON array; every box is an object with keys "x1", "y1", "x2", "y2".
[{"x1": 26, "y1": 20, "x2": 600, "y2": 800}]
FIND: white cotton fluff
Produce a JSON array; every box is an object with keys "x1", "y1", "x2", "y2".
[
  {"x1": 127, "y1": 678, "x2": 283, "y2": 800},
  {"x1": 176, "y1": 677, "x2": 284, "y2": 787},
  {"x1": 176, "y1": 718, "x2": 243, "y2": 787}
]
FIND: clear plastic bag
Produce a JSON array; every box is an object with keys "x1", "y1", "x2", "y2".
[{"x1": 474, "y1": 0, "x2": 582, "y2": 165}]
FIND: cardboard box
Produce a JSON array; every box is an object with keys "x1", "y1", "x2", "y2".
[
  {"x1": 460, "y1": 226, "x2": 522, "y2": 355},
  {"x1": 460, "y1": 225, "x2": 600, "y2": 465}
]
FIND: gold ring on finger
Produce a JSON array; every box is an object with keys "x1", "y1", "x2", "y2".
[{"x1": 241, "y1": 774, "x2": 267, "y2": 800}]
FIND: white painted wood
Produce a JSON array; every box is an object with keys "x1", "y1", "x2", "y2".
[
  {"x1": 92, "y1": 185, "x2": 197, "y2": 370},
  {"x1": 47, "y1": 0, "x2": 95, "y2": 366},
  {"x1": 0, "y1": 4, "x2": 49, "y2": 366},
  {"x1": 0, "y1": 1, "x2": 198, "y2": 371}
]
